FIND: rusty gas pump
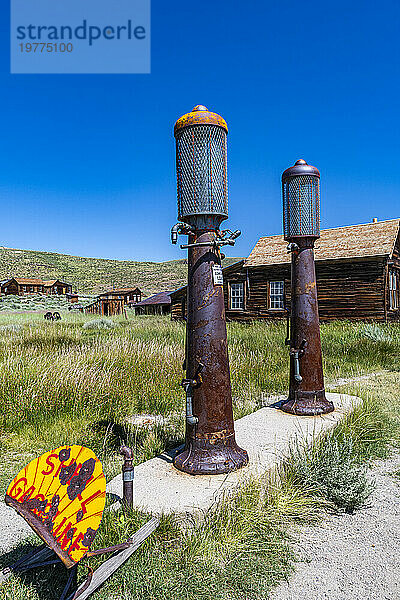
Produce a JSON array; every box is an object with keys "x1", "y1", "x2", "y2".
[
  {"x1": 280, "y1": 159, "x2": 334, "y2": 416},
  {"x1": 171, "y1": 105, "x2": 248, "y2": 475}
]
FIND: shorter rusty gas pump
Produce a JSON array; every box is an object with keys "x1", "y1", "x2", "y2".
[
  {"x1": 280, "y1": 159, "x2": 334, "y2": 416},
  {"x1": 171, "y1": 105, "x2": 248, "y2": 475}
]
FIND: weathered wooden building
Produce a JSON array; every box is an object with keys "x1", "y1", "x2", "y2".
[
  {"x1": 134, "y1": 291, "x2": 172, "y2": 315},
  {"x1": 171, "y1": 219, "x2": 400, "y2": 323},
  {"x1": 66, "y1": 292, "x2": 79, "y2": 303},
  {"x1": 99, "y1": 288, "x2": 142, "y2": 305},
  {"x1": 84, "y1": 287, "x2": 142, "y2": 316},
  {"x1": 0, "y1": 278, "x2": 72, "y2": 296},
  {"x1": 84, "y1": 297, "x2": 124, "y2": 316}
]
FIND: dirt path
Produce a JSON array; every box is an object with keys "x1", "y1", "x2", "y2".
[
  {"x1": 326, "y1": 371, "x2": 388, "y2": 389},
  {"x1": 270, "y1": 454, "x2": 400, "y2": 600},
  {"x1": 0, "y1": 503, "x2": 32, "y2": 552}
]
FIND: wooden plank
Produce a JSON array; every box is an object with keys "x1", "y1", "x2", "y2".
[{"x1": 67, "y1": 517, "x2": 159, "y2": 600}]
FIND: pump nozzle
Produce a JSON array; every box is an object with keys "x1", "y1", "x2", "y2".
[{"x1": 171, "y1": 222, "x2": 195, "y2": 244}]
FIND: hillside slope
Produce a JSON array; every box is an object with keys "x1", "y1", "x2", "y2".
[{"x1": 0, "y1": 247, "x2": 242, "y2": 296}]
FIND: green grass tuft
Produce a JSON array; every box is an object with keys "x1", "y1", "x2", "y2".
[{"x1": 283, "y1": 433, "x2": 375, "y2": 513}]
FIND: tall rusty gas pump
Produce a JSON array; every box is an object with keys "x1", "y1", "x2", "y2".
[
  {"x1": 171, "y1": 105, "x2": 248, "y2": 475},
  {"x1": 280, "y1": 159, "x2": 334, "y2": 416}
]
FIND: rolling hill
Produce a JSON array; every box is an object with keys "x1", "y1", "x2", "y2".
[{"x1": 0, "y1": 247, "x2": 242, "y2": 296}]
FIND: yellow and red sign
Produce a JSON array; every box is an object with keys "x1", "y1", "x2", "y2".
[{"x1": 5, "y1": 445, "x2": 106, "y2": 568}]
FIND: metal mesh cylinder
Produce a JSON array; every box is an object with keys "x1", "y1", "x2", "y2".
[
  {"x1": 174, "y1": 106, "x2": 228, "y2": 222},
  {"x1": 282, "y1": 160, "x2": 320, "y2": 240}
]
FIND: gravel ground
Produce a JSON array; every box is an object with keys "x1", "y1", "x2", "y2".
[
  {"x1": 0, "y1": 503, "x2": 33, "y2": 552},
  {"x1": 270, "y1": 454, "x2": 400, "y2": 600}
]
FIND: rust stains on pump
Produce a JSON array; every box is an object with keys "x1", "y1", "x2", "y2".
[
  {"x1": 174, "y1": 105, "x2": 228, "y2": 136},
  {"x1": 196, "y1": 286, "x2": 221, "y2": 310}
]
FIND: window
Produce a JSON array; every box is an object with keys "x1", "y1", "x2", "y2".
[
  {"x1": 389, "y1": 270, "x2": 398, "y2": 310},
  {"x1": 230, "y1": 282, "x2": 244, "y2": 310},
  {"x1": 269, "y1": 281, "x2": 284, "y2": 309}
]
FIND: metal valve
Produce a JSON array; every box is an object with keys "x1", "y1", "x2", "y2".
[
  {"x1": 217, "y1": 229, "x2": 241, "y2": 246},
  {"x1": 181, "y1": 363, "x2": 203, "y2": 426},
  {"x1": 180, "y1": 228, "x2": 241, "y2": 250},
  {"x1": 171, "y1": 222, "x2": 195, "y2": 244},
  {"x1": 287, "y1": 242, "x2": 299, "y2": 254},
  {"x1": 289, "y1": 340, "x2": 307, "y2": 383}
]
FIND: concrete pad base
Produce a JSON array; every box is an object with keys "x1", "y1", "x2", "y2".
[{"x1": 107, "y1": 392, "x2": 360, "y2": 515}]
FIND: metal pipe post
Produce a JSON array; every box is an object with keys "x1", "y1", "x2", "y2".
[{"x1": 120, "y1": 446, "x2": 134, "y2": 508}]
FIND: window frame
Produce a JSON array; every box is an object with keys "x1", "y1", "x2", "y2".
[
  {"x1": 388, "y1": 269, "x2": 399, "y2": 310},
  {"x1": 268, "y1": 280, "x2": 285, "y2": 311},
  {"x1": 229, "y1": 281, "x2": 245, "y2": 311}
]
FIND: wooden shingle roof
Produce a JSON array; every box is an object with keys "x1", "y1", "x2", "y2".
[
  {"x1": 14, "y1": 278, "x2": 45, "y2": 285},
  {"x1": 99, "y1": 287, "x2": 141, "y2": 296},
  {"x1": 245, "y1": 219, "x2": 400, "y2": 268},
  {"x1": 43, "y1": 280, "x2": 71, "y2": 287},
  {"x1": 8, "y1": 278, "x2": 71, "y2": 286}
]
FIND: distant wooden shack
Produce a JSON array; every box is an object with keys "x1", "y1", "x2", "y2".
[
  {"x1": 0, "y1": 278, "x2": 72, "y2": 296},
  {"x1": 66, "y1": 293, "x2": 79, "y2": 303},
  {"x1": 84, "y1": 287, "x2": 142, "y2": 317},
  {"x1": 84, "y1": 297, "x2": 124, "y2": 316},
  {"x1": 134, "y1": 292, "x2": 172, "y2": 315},
  {"x1": 99, "y1": 288, "x2": 142, "y2": 304},
  {"x1": 171, "y1": 219, "x2": 400, "y2": 323}
]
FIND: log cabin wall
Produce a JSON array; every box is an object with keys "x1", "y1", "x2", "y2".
[
  {"x1": 224, "y1": 265, "x2": 290, "y2": 322},
  {"x1": 171, "y1": 220, "x2": 400, "y2": 323},
  {"x1": 2, "y1": 280, "x2": 19, "y2": 295},
  {"x1": 135, "y1": 304, "x2": 170, "y2": 315},
  {"x1": 171, "y1": 257, "x2": 392, "y2": 322},
  {"x1": 223, "y1": 259, "x2": 387, "y2": 322},
  {"x1": 171, "y1": 292, "x2": 186, "y2": 320},
  {"x1": 1, "y1": 279, "x2": 72, "y2": 296},
  {"x1": 315, "y1": 258, "x2": 386, "y2": 322}
]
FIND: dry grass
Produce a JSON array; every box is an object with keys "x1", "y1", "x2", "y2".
[
  {"x1": 0, "y1": 315, "x2": 398, "y2": 492},
  {"x1": 0, "y1": 317, "x2": 398, "y2": 599}
]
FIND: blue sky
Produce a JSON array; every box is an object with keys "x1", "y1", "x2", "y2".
[{"x1": 1, "y1": 0, "x2": 399, "y2": 261}]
